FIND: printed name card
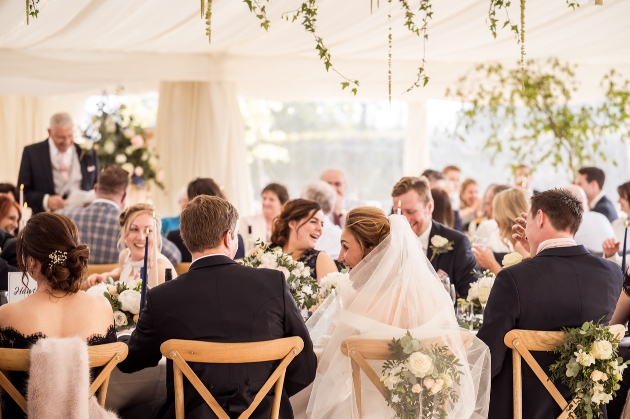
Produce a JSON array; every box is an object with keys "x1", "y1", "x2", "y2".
[{"x1": 7, "y1": 272, "x2": 37, "y2": 303}]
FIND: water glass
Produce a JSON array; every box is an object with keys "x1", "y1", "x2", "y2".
[
  {"x1": 456, "y1": 301, "x2": 474, "y2": 329},
  {"x1": 472, "y1": 236, "x2": 488, "y2": 249}
]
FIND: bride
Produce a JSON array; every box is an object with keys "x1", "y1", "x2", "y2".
[{"x1": 305, "y1": 207, "x2": 491, "y2": 418}]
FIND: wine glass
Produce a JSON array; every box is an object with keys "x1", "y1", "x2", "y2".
[{"x1": 477, "y1": 283, "x2": 492, "y2": 312}]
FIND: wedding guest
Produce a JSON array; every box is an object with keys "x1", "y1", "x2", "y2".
[
  {"x1": 459, "y1": 178, "x2": 481, "y2": 230},
  {"x1": 60, "y1": 166, "x2": 181, "y2": 265},
  {"x1": 392, "y1": 176, "x2": 479, "y2": 297},
  {"x1": 118, "y1": 195, "x2": 317, "y2": 419},
  {"x1": 0, "y1": 183, "x2": 18, "y2": 201},
  {"x1": 301, "y1": 181, "x2": 342, "y2": 259},
  {"x1": 442, "y1": 165, "x2": 461, "y2": 209},
  {"x1": 239, "y1": 182, "x2": 289, "y2": 246},
  {"x1": 431, "y1": 188, "x2": 454, "y2": 228},
  {"x1": 0, "y1": 212, "x2": 115, "y2": 419},
  {"x1": 472, "y1": 187, "x2": 530, "y2": 274},
  {"x1": 167, "y1": 178, "x2": 245, "y2": 261},
  {"x1": 469, "y1": 184, "x2": 511, "y2": 243},
  {"x1": 611, "y1": 181, "x2": 630, "y2": 243},
  {"x1": 477, "y1": 188, "x2": 622, "y2": 419},
  {"x1": 84, "y1": 203, "x2": 177, "y2": 288},
  {"x1": 0, "y1": 229, "x2": 17, "y2": 291},
  {"x1": 17, "y1": 113, "x2": 99, "y2": 214},
  {"x1": 421, "y1": 169, "x2": 447, "y2": 190},
  {"x1": 0, "y1": 196, "x2": 21, "y2": 235},
  {"x1": 270, "y1": 199, "x2": 339, "y2": 282},
  {"x1": 576, "y1": 166, "x2": 618, "y2": 222},
  {"x1": 320, "y1": 169, "x2": 347, "y2": 227},
  {"x1": 513, "y1": 164, "x2": 538, "y2": 195},
  {"x1": 160, "y1": 186, "x2": 188, "y2": 235}
]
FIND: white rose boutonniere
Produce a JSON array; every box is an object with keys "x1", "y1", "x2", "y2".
[
  {"x1": 429, "y1": 235, "x2": 454, "y2": 262},
  {"x1": 502, "y1": 252, "x2": 523, "y2": 268}
]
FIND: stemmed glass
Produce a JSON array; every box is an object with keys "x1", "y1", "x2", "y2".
[
  {"x1": 456, "y1": 301, "x2": 475, "y2": 330},
  {"x1": 477, "y1": 283, "x2": 492, "y2": 312}
]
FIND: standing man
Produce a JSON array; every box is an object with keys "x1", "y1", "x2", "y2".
[
  {"x1": 17, "y1": 112, "x2": 99, "y2": 214},
  {"x1": 320, "y1": 169, "x2": 347, "y2": 227},
  {"x1": 576, "y1": 166, "x2": 618, "y2": 222},
  {"x1": 392, "y1": 176, "x2": 479, "y2": 298}
]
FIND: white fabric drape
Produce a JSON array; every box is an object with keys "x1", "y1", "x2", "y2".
[
  {"x1": 404, "y1": 101, "x2": 429, "y2": 177},
  {"x1": 153, "y1": 81, "x2": 253, "y2": 217}
]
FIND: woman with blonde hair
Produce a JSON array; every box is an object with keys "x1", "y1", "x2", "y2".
[
  {"x1": 459, "y1": 178, "x2": 481, "y2": 229},
  {"x1": 85, "y1": 203, "x2": 177, "y2": 288}
]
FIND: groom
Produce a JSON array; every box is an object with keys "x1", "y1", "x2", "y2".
[
  {"x1": 477, "y1": 188, "x2": 622, "y2": 419},
  {"x1": 118, "y1": 195, "x2": 317, "y2": 419}
]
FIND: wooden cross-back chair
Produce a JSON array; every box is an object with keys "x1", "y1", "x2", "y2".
[
  {"x1": 85, "y1": 263, "x2": 119, "y2": 276},
  {"x1": 160, "y1": 336, "x2": 304, "y2": 419},
  {"x1": 0, "y1": 342, "x2": 128, "y2": 417},
  {"x1": 341, "y1": 332, "x2": 474, "y2": 419},
  {"x1": 504, "y1": 324, "x2": 625, "y2": 419},
  {"x1": 174, "y1": 262, "x2": 191, "y2": 276}
]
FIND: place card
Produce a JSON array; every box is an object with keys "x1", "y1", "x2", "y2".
[{"x1": 7, "y1": 272, "x2": 37, "y2": 303}]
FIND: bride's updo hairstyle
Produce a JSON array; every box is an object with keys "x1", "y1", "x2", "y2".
[
  {"x1": 16, "y1": 212, "x2": 89, "y2": 293},
  {"x1": 270, "y1": 199, "x2": 322, "y2": 247},
  {"x1": 344, "y1": 207, "x2": 391, "y2": 257},
  {"x1": 118, "y1": 203, "x2": 164, "y2": 252}
]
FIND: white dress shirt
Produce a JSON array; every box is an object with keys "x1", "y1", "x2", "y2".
[
  {"x1": 44, "y1": 139, "x2": 82, "y2": 210},
  {"x1": 315, "y1": 215, "x2": 342, "y2": 259},
  {"x1": 536, "y1": 238, "x2": 577, "y2": 255},
  {"x1": 573, "y1": 211, "x2": 616, "y2": 254},
  {"x1": 418, "y1": 222, "x2": 432, "y2": 255}
]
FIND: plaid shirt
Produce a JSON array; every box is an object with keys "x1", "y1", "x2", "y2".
[{"x1": 59, "y1": 200, "x2": 182, "y2": 265}]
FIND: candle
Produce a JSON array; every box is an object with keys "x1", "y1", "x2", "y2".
[
  {"x1": 151, "y1": 211, "x2": 159, "y2": 287},
  {"x1": 622, "y1": 219, "x2": 629, "y2": 277},
  {"x1": 139, "y1": 227, "x2": 149, "y2": 311},
  {"x1": 19, "y1": 184, "x2": 24, "y2": 208},
  {"x1": 397, "y1": 200, "x2": 402, "y2": 216}
]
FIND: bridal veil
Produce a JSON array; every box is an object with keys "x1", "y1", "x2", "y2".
[{"x1": 306, "y1": 215, "x2": 490, "y2": 418}]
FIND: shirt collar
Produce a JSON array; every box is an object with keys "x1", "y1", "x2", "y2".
[
  {"x1": 91, "y1": 198, "x2": 120, "y2": 211},
  {"x1": 190, "y1": 253, "x2": 225, "y2": 267},
  {"x1": 418, "y1": 221, "x2": 432, "y2": 254},
  {"x1": 48, "y1": 138, "x2": 74, "y2": 157},
  {"x1": 536, "y1": 238, "x2": 577, "y2": 255},
  {"x1": 589, "y1": 191, "x2": 606, "y2": 209}
]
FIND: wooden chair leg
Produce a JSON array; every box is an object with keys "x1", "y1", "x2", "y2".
[
  {"x1": 270, "y1": 370, "x2": 286, "y2": 419},
  {"x1": 173, "y1": 362, "x2": 185, "y2": 419},
  {"x1": 351, "y1": 358, "x2": 362, "y2": 419},
  {"x1": 512, "y1": 349, "x2": 522, "y2": 419}
]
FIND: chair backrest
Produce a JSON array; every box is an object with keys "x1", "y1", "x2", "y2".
[
  {"x1": 174, "y1": 262, "x2": 190, "y2": 276},
  {"x1": 341, "y1": 332, "x2": 474, "y2": 419},
  {"x1": 86, "y1": 263, "x2": 119, "y2": 276},
  {"x1": 504, "y1": 324, "x2": 625, "y2": 419},
  {"x1": 0, "y1": 341, "x2": 128, "y2": 415},
  {"x1": 160, "y1": 337, "x2": 304, "y2": 419}
]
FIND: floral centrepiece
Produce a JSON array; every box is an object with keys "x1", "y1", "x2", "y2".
[
  {"x1": 459, "y1": 270, "x2": 496, "y2": 316},
  {"x1": 429, "y1": 235, "x2": 454, "y2": 263},
  {"x1": 240, "y1": 241, "x2": 319, "y2": 311},
  {"x1": 318, "y1": 270, "x2": 349, "y2": 299},
  {"x1": 549, "y1": 320, "x2": 629, "y2": 418},
  {"x1": 381, "y1": 331, "x2": 463, "y2": 419},
  {"x1": 86, "y1": 277, "x2": 142, "y2": 331}
]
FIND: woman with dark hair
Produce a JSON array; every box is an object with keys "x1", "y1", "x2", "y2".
[
  {"x1": 240, "y1": 183, "x2": 289, "y2": 250},
  {"x1": 431, "y1": 188, "x2": 454, "y2": 228},
  {"x1": 0, "y1": 213, "x2": 115, "y2": 418},
  {"x1": 0, "y1": 196, "x2": 21, "y2": 235},
  {"x1": 269, "y1": 199, "x2": 338, "y2": 281}
]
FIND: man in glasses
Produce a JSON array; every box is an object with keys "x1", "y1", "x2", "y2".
[{"x1": 320, "y1": 169, "x2": 347, "y2": 227}]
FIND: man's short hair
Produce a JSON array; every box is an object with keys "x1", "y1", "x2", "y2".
[
  {"x1": 391, "y1": 176, "x2": 432, "y2": 204},
  {"x1": 181, "y1": 195, "x2": 239, "y2": 253},
  {"x1": 187, "y1": 178, "x2": 225, "y2": 201},
  {"x1": 442, "y1": 165, "x2": 460, "y2": 174},
  {"x1": 301, "y1": 181, "x2": 336, "y2": 214},
  {"x1": 530, "y1": 188, "x2": 583, "y2": 235},
  {"x1": 578, "y1": 167, "x2": 606, "y2": 190},
  {"x1": 49, "y1": 112, "x2": 73, "y2": 128},
  {"x1": 97, "y1": 166, "x2": 129, "y2": 195},
  {"x1": 421, "y1": 169, "x2": 445, "y2": 182}
]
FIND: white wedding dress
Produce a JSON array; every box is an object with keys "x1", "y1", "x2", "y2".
[{"x1": 305, "y1": 215, "x2": 491, "y2": 419}]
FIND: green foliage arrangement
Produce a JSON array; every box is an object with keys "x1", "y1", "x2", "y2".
[
  {"x1": 447, "y1": 58, "x2": 630, "y2": 178},
  {"x1": 86, "y1": 278, "x2": 142, "y2": 331},
  {"x1": 549, "y1": 320, "x2": 629, "y2": 418},
  {"x1": 381, "y1": 331, "x2": 463, "y2": 419}
]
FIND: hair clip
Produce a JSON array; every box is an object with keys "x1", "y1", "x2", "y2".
[{"x1": 49, "y1": 250, "x2": 67, "y2": 266}]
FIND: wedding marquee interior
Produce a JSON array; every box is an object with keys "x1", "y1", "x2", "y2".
[{"x1": 1, "y1": 0, "x2": 629, "y2": 214}]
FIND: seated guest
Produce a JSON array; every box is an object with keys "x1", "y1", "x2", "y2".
[
  {"x1": 422, "y1": 170, "x2": 462, "y2": 231},
  {"x1": 431, "y1": 188, "x2": 455, "y2": 228},
  {"x1": 469, "y1": 184, "x2": 511, "y2": 243},
  {"x1": 513, "y1": 164, "x2": 538, "y2": 195},
  {"x1": 611, "y1": 180, "x2": 630, "y2": 244},
  {"x1": 320, "y1": 169, "x2": 347, "y2": 227},
  {"x1": 60, "y1": 166, "x2": 181, "y2": 265},
  {"x1": 442, "y1": 165, "x2": 461, "y2": 210},
  {"x1": 576, "y1": 166, "x2": 618, "y2": 222},
  {"x1": 0, "y1": 183, "x2": 18, "y2": 201},
  {"x1": 85, "y1": 204, "x2": 177, "y2": 288},
  {"x1": 301, "y1": 181, "x2": 342, "y2": 259},
  {"x1": 392, "y1": 177, "x2": 479, "y2": 297},
  {"x1": 459, "y1": 178, "x2": 481, "y2": 230},
  {"x1": 0, "y1": 213, "x2": 115, "y2": 419},
  {"x1": 472, "y1": 187, "x2": 530, "y2": 273},
  {"x1": 167, "y1": 178, "x2": 245, "y2": 261},
  {"x1": 0, "y1": 196, "x2": 21, "y2": 235},
  {"x1": 0, "y1": 229, "x2": 17, "y2": 291},
  {"x1": 239, "y1": 183, "x2": 289, "y2": 248},
  {"x1": 118, "y1": 195, "x2": 317, "y2": 419},
  {"x1": 477, "y1": 189, "x2": 622, "y2": 419},
  {"x1": 161, "y1": 186, "x2": 188, "y2": 235},
  {"x1": 270, "y1": 199, "x2": 339, "y2": 282}
]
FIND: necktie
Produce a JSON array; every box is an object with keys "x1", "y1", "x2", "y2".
[{"x1": 59, "y1": 151, "x2": 70, "y2": 181}]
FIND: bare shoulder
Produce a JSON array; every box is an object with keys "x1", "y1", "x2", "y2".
[
  {"x1": 0, "y1": 303, "x2": 15, "y2": 328},
  {"x1": 82, "y1": 291, "x2": 114, "y2": 314}
]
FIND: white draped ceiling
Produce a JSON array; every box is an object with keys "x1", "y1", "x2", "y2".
[{"x1": 0, "y1": 0, "x2": 629, "y2": 101}]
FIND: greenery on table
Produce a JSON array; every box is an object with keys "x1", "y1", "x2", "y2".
[{"x1": 447, "y1": 58, "x2": 630, "y2": 178}]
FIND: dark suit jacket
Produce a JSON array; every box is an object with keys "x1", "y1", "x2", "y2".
[
  {"x1": 592, "y1": 195, "x2": 618, "y2": 223},
  {"x1": 17, "y1": 140, "x2": 99, "y2": 213},
  {"x1": 117, "y1": 255, "x2": 317, "y2": 419},
  {"x1": 477, "y1": 245, "x2": 622, "y2": 419},
  {"x1": 426, "y1": 220, "x2": 479, "y2": 298},
  {"x1": 167, "y1": 230, "x2": 245, "y2": 262},
  {"x1": 0, "y1": 231, "x2": 17, "y2": 291}
]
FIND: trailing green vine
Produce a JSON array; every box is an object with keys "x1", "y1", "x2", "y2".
[{"x1": 26, "y1": 0, "x2": 40, "y2": 24}]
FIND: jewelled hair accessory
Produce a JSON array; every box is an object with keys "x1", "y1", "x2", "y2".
[{"x1": 49, "y1": 250, "x2": 67, "y2": 266}]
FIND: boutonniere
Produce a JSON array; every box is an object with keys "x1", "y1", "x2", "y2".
[
  {"x1": 502, "y1": 252, "x2": 523, "y2": 268},
  {"x1": 429, "y1": 235, "x2": 454, "y2": 262}
]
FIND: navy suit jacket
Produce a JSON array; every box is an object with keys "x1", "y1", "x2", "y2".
[
  {"x1": 426, "y1": 220, "x2": 479, "y2": 298},
  {"x1": 592, "y1": 195, "x2": 618, "y2": 223},
  {"x1": 117, "y1": 255, "x2": 317, "y2": 419},
  {"x1": 17, "y1": 140, "x2": 99, "y2": 213},
  {"x1": 477, "y1": 245, "x2": 622, "y2": 419}
]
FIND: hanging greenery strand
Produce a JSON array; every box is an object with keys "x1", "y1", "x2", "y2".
[
  {"x1": 404, "y1": 0, "x2": 432, "y2": 92},
  {"x1": 26, "y1": 0, "x2": 39, "y2": 24},
  {"x1": 388, "y1": 0, "x2": 393, "y2": 102}
]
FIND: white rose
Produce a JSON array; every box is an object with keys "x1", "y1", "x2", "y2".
[
  {"x1": 439, "y1": 373, "x2": 453, "y2": 389},
  {"x1": 296, "y1": 262, "x2": 305, "y2": 270},
  {"x1": 277, "y1": 266, "x2": 290, "y2": 279},
  {"x1": 407, "y1": 352, "x2": 434, "y2": 378},
  {"x1": 381, "y1": 374, "x2": 400, "y2": 391},
  {"x1": 502, "y1": 252, "x2": 523, "y2": 268},
  {"x1": 575, "y1": 350, "x2": 595, "y2": 367},
  {"x1": 115, "y1": 154, "x2": 127, "y2": 164},
  {"x1": 301, "y1": 267, "x2": 311, "y2": 277},
  {"x1": 430, "y1": 235, "x2": 449, "y2": 248},
  {"x1": 291, "y1": 269, "x2": 301, "y2": 278},
  {"x1": 591, "y1": 340, "x2": 613, "y2": 360},
  {"x1": 591, "y1": 370, "x2": 605, "y2": 381},
  {"x1": 107, "y1": 285, "x2": 118, "y2": 296},
  {"x1": 391, "y1": 394, "x2": 400, "y2": 403},
  {"x1": 113, "y1": 310, "x2": 128, "y2": 327},
  {"x1": 423, "y1": 377, "x2": 435, "y2": 389},
  {"x1": 141, "y1": 152, "x2": 149, "y2": 161},
  {"x1": 123, "y1": 128, "x2": 135, "y2": 139},
  {"x1": 260, "y1": 253, "x2": 278, "y2": 268},
  {"x1": 85, "y1": 283, "x2": 108, "y2": 298},
  {"x1": 103, "y1": 140, "x2": 116, "y2": 154},
  {"x1": 467, "y1": 282, "x2": 479, "y2": 301},
  {"x1": 121, "y1": 163, "x2": 134, "y2": 174},
  {"x1": 301, "y1": 285, "x2": 313, "y2": 296},
  {"x1": 149, "y1": 156, "x2": 158, "y2": 168},
  {"x1": 125, "y1": 146, "x2": 134, "y2": 155},
  {"x1": 118, "y1": 290, "x2": 141, "y2": 315},
  {"x1": 430, "y1": 378, "x2": 444, "y2": 395}
]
